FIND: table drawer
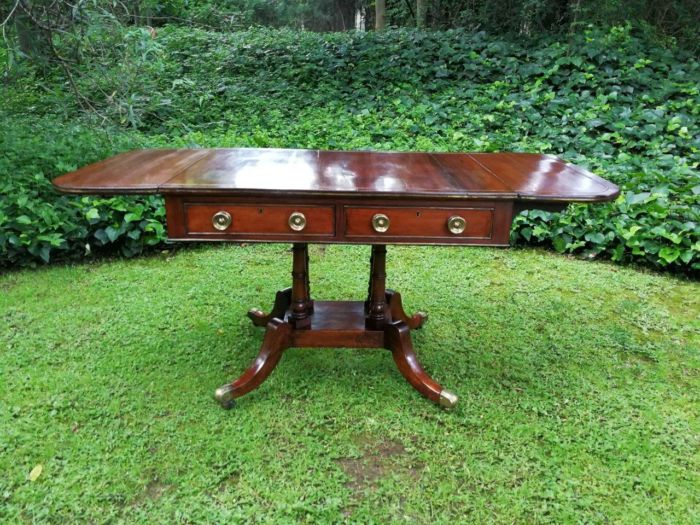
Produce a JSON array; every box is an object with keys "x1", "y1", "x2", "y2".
[
  {"x1": 184, "y1": 203, "x2": 335, "y2": 236},
  {"x1": 344, "y1": 206, "x2": 494, "y2": 239}
]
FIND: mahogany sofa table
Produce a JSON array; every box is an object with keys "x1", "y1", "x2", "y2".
[{"x1": 53, "y1": 148, "x2": 619, "y2": 409}]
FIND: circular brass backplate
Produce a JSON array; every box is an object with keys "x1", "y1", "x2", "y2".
[
  {"x1": 288, "y1": 211, "x2": 307, "y2": 231},
  {"x1": 371, "y1": 213, "x2": 390, "y2": 233},
  {"x1": 447, "y1": 215, "x2": 466, "y2": 235},
  {"x1": 212, "y1": 211, "x2": 232, "y2": 231}
]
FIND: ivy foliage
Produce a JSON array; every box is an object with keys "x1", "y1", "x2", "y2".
[
  {"x1": 0, "y1": 120, "x2": 164, "y2": 265},
  {"x1": 1, "y1": 25, "x2": 698, "y2": 271}
]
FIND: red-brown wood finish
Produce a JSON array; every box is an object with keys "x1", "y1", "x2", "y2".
[
  {"x1": 345, "y1": 206, "x2": 493, "y2": 239},
  {"x1": 385, "y1": 321, "x2": 443, "y2": 403},
  {"x1": 53, "y1": 148, "x2": 619, "y2": 202},
  {"x1": 289, "y1": 301, "x2": 385, "y2": 348},
  {"x1": 248, "y1": 288, "x2": 292, "y2": 327},
  {"x1": 55, "y1": 147, "x2": 618, "y2": 247},
  {"x1": 290, "y1": 243, "x2": 312, "y2": 329},
  {"x1": 165, "y1": 195, "x2": 514, "y2": 246},
  {"x1": 365, "y1": 245, "x2": 388, "y2": 330},
  {"x1": 52, "y1": 149, "x2": 210, "y2": 194},
  {"x1": 52, "y1": 148, "x2": 620, "y2": 409},
  {"x1": 184, "y1": 203, "x2": 335, "y2": 236},
  {"x1": 214, "y1": 318, "x2": 292, "y2": 409},
  {"x1": 386, "y1": 290, "x2": 428, "y2": 329},
  {"x1": 215, "y1": 245, "x2": 455, "y2": 409}
]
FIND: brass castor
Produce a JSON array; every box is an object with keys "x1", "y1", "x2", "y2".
[
  {"x1": 214, "y1": 384, "x2": 236, "y2": 410},
  {"x1": 439, "y1": 389, "x2": 458, "y2": 409}
]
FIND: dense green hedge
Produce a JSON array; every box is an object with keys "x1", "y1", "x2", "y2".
[
  {"x1": 1, "y1": 25, "x2": 698, "y2": 271},
  {"x1": 0, "y1": 119, "x2": 165, "y2": 265}
]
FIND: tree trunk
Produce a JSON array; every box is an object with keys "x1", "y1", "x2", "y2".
[
  {"x1": 15, "y1": 12, "x2": 49, "y2": 64},
  {"x1": 375, "y1": 0, "x2": 386, "y2": 30},
  {"x1": 416, "y1": 0, "x2": 427, "y2": 28},
  {"x1": 355, "y1": 7, "x2": 366, "y2": 31}
]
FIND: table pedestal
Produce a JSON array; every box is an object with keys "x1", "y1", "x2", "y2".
[{"x1": 214, "y1": 244, "x2": 458, "y2": 409}]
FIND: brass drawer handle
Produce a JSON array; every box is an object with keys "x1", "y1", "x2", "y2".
[
  {"x1": 447, "y1": 215, "x2": 466, "y2": 234},
  {"x1": 371, "y1": 213, "x2": 390, "y2": 233},
  {"x1": 288, "y1": 211, "x2": 307, "y2": 231},
  {"x1": 212, "y1": 211, "x2": 232, "y2": 231}
]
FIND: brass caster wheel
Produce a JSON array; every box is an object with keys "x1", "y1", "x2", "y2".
[
  {"x1": 214, "y1": 384, "x2": 236, "y2": 410},
  {"x1": 438, "y1": 389, "x2": 458, "y2": 409}
]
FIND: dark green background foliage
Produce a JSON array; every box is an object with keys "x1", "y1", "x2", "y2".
[
  {"x1": 1, "y1": 25, "x2": 699, "y2": 272},
  {"x1": 102, "y1": 0, "x2": 700, "y2": 55}
]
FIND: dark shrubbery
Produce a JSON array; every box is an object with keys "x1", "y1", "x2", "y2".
[
  {"x1": 1, "y1": 26, "x2": 698, "y2": 271},
  {"x1": 0, "y1": 118, "x2": 166, "y2": 265}
]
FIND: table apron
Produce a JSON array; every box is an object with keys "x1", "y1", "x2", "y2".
[{"x1": 164, "y1": 195, "x2": 514, "y2": 246}]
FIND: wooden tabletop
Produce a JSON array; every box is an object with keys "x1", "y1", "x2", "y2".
[{"x1": 52, "y1": 148, "x2": 619, "y2": 202}]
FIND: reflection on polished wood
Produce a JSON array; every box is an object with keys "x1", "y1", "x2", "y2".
[
  {"x1": 52, "y1": 147, "x2": 620, "y2": 408},
  {"x1": 53, "y1": 147, "x2": 619, "y2": 202},
  {"x1": 215, "y1": 245, "x2": 456, "y2": 408},
  {"x1": 214, "y1": 318, "x2": 292, "y2": 409},
  {"x1": 385, "y1": 321, "x2": 444, "y2": 405},
  {"x1": 247, "y1": 287, "x2": 292, "y2": 327},
  {"x1": 54, "y1": 148, "x2": 619, "y2": 247},
  {"x1": 386, "y1": 290, "x2": 428, "y2": 329}
]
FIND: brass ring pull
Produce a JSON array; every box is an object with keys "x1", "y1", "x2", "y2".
[
  {"x1": 212, "y1": 211, "x2": 232, "y2": 231},
  {"x1": 371, "y1": 213, "x2": 390, "y2": 233},
  {"x1": 447, "y1": 215, "x2": 466, "y2": 235},
  {"x1": 288, "y1": 211, "x2": 307, "y2": 231}
]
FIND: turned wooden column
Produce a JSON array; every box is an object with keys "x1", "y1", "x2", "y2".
[
  {"x1": 364, "y1": 246, "x2": 375, "y2": 313},
  {"x1": 305, "y1": 244, "x2": 313, "y2": 313},
  {"x1": 366, "y1": 245, "x2": 388, "y2": 330},
  {"x1": 226, "y1": 242, "x2": 457, "y2": 409},
  {"x1": 290, "y1": 243, "x2": 312, "y2": 329}
]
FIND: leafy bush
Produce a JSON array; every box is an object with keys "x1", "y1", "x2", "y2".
[
  {"x1": 1, "y1": 25, "x2": 698, "y2": 272},
  {"x1": 512, "y1": 159, "x2": 700, "y2": 268},
  {"x1": 0, "y1": 117, "x2": 167, "y2": 266}
]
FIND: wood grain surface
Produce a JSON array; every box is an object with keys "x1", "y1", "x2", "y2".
[{"x1": 53, "y1": 148, "x2": 619, "y2": 202}]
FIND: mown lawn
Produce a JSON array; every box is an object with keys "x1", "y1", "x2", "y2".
[{"x1": 1, "y1": 244, "x2": 698, "y2": 524}]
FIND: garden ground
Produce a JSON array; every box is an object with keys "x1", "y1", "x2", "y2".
[{"x1": 1, "y1": 244, "x2": 698, "y2": 523}]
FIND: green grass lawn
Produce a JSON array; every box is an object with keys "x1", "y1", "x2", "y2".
[{"x1": 1, "y1": 244, "x2": 698, "y2": 524}]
